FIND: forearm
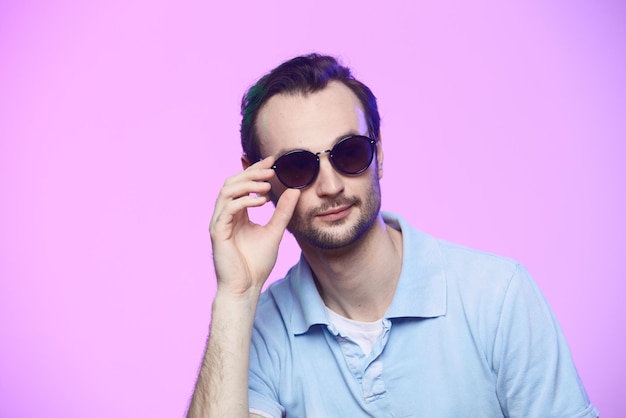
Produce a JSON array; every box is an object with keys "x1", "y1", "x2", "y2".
[
  {"x1": 189, "y1": 158, "x2": 299, "y2": 417},
  {"x1": 187, "y1": 289, "x2": 261, "y2": 418}
]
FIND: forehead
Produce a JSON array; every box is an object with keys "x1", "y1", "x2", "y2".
[{"x1": 256, "y1": 81, "x2": 368, "y2": 155}]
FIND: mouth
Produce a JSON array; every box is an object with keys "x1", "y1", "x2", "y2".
[{"x1": 316, "y1": 205, "x2": 353, "y2": 222}]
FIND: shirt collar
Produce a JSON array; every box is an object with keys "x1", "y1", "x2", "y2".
[
  {"x1": 289, "y1": 258, "x2": 329, "y2": 335},
  {"x1": 382, "y1": 212, "x2": 447, "y2": 319},
  {"x1": 289, "y1": 212, "x2": 447, "y2": 335}
]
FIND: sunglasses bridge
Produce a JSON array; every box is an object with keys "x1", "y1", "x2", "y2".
[{"x1": 314, "y1": 148, "x2": 332, "y2": 160}]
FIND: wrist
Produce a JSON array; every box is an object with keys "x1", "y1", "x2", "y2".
[{"x1": 212, "y1": 284, "x2": 262, "y2": 316}]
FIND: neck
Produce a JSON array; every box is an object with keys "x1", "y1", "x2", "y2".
[{"x1": 297, "y1": 214, "x2": 403, "y2": 322}]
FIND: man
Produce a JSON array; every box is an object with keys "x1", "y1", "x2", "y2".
[{"x1": 188, "y1": 54, "x2": 598, "y2": 417}]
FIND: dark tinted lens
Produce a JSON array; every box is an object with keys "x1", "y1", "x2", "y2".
[
  {"x1": 331, "y1": 136, "x2": 374, "y2": 174},
  {"x1": 273, "y1": 150, "x2": 319, "y2": 189}
]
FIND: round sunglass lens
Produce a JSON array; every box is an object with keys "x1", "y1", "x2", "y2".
[
  {"x1": 332, "y1": 136, "x2": 374, "y2": 174},
  {"x1": 274, "y1": 151, "x2": 318, "y2": 188}
]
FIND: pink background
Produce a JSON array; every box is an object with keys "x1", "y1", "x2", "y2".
[{"x1": 1, "y1": 1, "x2": 623, "y2": 416}]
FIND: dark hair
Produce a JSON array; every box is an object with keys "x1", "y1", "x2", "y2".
[{"x1": 240, "y1": 53, "x2": 380, "y2": 162}]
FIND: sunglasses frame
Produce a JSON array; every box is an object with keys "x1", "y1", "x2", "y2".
[{"x1": 271, "y1": 134, "x2": 378, "y2": 189}]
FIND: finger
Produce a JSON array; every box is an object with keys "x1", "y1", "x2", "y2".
[
  {"x1": 210, "y1": 194, "x2": 271, "y2": 235},
  {"x1": 221, "y1": 156, "x2": 275, "y2": 191},
  {"x1": 214, "y1": 176, "x2": 272, "y2": 218},
  {"x1": 266, "y1": 188, "x2": 301, "y2": 236},
  {"x1": 223, "y1": 168, "x2": 274, "y2": 190},
  {"x1": 219, "y1": 178, "x2": 272, "y2": 202},
  {"x1": 211, "y1": 156, "x2": 277, "y2": 230},
  {"x1": 216, "y1": 156, "x2": 276, "y2": 209},
  {"x1": 252, "y1": 155, "x2": 276, "y2": 169},
  {"x1": 236, "y1": 155, "x2": 276, "y2": 180}
]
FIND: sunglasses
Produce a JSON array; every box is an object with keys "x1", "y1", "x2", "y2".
[{"x1": 270, "y1": 135, "x2": 377, "y2": 189}]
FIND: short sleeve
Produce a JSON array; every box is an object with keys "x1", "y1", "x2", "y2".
[
  {"x1": 493, "y1": 264, "x2": 598, "y2": 417},
  {"x1": 248, "y1": 323, "x2": 285, "y2": 418}
]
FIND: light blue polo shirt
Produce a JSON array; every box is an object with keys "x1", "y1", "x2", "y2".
[{"x1": 249, "y1": 212, "x2": 598, "y2": 417}]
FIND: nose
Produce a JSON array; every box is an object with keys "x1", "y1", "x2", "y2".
[{"x1": 314, "y1": 152, "x2": 344, "y2": 197}]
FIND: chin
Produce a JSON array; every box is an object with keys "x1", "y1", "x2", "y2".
[{"x1": 290, "y1": 210, "x2": 377, "y2": 251}]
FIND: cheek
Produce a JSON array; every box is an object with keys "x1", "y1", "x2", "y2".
[{"x1": 291, "y1": 189, "x2": 317, "y2": 217}]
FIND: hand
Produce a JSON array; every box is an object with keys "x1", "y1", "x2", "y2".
[{"x1": 209, "y1": 156, "x2": 301, "y2": 296}]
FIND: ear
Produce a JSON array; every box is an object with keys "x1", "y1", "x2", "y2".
[
  {"x1": 375, "y1": 133, "x2": 384, "y2": 179},
  {"x1": 241, "y1": 155, "x2": 252, "y2": 170}
]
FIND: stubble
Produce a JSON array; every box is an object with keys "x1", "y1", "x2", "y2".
[{"x1": 286, "y1": 174, "x2": 382, "y2": 250}]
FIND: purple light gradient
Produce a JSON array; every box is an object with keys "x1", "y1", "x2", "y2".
[{"x1": 1, "y1": 1, "x2": 623, "y2": 416}]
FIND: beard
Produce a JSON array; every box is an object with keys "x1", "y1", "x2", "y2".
[{"x1": 286, "y1": 174, "x2": 382, "y2": 250}]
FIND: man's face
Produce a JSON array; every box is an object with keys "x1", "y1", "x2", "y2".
[{"x1": 256, "y1": 81, "x2": 384, "y2": 250}]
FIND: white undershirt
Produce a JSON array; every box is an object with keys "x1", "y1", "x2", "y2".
[
  {"x1": 325, "y1": 307, "x2": 384, "y2": 357},
  {"x1": 249, "y1": 309, "x2": 385, "y2": 418}
]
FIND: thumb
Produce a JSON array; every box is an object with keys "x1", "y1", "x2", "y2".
[{"x1": 267, "y1": 188, "x2": 301, "y2": 234}]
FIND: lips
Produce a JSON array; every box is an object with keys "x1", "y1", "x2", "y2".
[{"x1": 316, "y1": 205, "x2": 352, "y2": 221}]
